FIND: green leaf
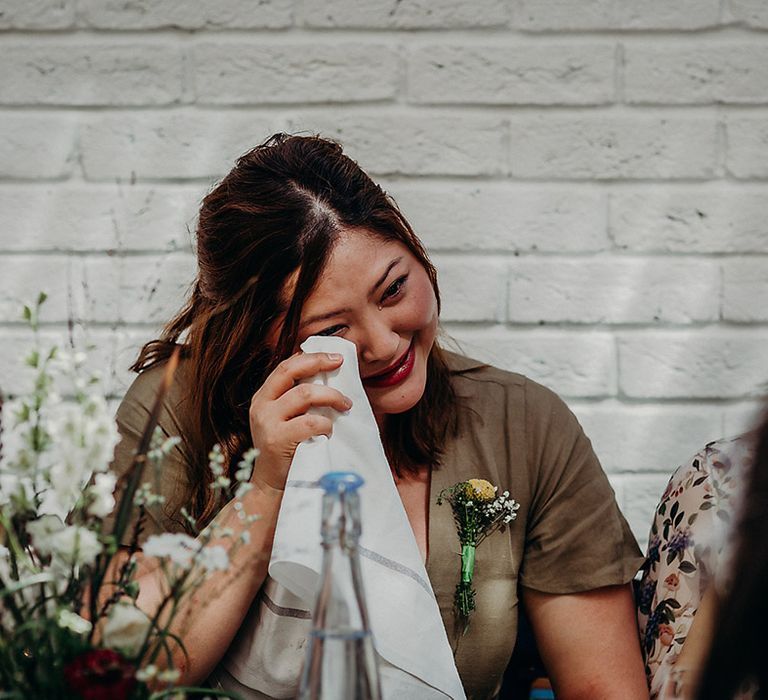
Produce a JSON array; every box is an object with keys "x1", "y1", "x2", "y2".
[
  {"x1": 24, "y1": 351, "x2": 39, "y2": 369},
  {"x1": 22, "y1": 305, "x2": 32, "y2": 323},
  {"x1": 37, "y1": 291, "x2": 47, "y2": 306},
  {"x1": 0, "y1": 573, "x2": 56, "y2": 598},
  {"x1": 14, "y1": 403, "x2": 30, "y2": 423},
  {"x1": 679, "y1": 561, "x2": 697, "y2": 573}
]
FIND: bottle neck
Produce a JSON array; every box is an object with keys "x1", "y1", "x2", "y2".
[
  {"x1": 321, "y1": 488, "x2": 362, "y2": 550},
  {"x1": 314, "y1": 489, "x2": 370, "y2": 633}
]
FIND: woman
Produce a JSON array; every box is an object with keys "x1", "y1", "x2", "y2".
[
  {"x1": 109, "y1": 134, "x2": 648, "y2": 699},
  {"x1": 637, "y1": 434, "x2": 754, "y2": 698},
  {"x1": 697, "y1": 412, "x2": 768, "y2": 699},
  {"x1": 637, "y1": 421, "x2": 765, "y2": 699}
]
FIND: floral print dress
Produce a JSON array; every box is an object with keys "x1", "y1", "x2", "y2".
[{"x1": 637, "y1": 434, "x2": 754, "y2": 698}]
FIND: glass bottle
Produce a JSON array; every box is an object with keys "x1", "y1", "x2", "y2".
[{"x1": 298, "y1": 471, "x2": 382, "y2": 700}]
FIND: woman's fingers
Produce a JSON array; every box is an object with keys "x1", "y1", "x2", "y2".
[
  {"x1": 250, "y1": 383, "x2": 350, "y2": 451},
  {"x1": 247, "y1": 350, "x2": 351, "y2": 491},
  {"x1": 277, "y1": 383, "x2": 352, "y2": 419},
  {"x1": 262, "y1": 351, "x2": 344, "y2": 400},
  {"x1": 284, "y1": 413, "x2": 335, "y2": 444}
]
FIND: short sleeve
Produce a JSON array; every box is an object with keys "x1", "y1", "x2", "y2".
[
  {"x1": 104, "y1": 362, "x2": 195, "y2": 545},
  {"x1": 518, "y1": 380, "x2": 643, "y2": 593}
]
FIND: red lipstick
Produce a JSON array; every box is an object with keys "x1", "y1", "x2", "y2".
[{"x1": 363, "y1": 342, "x2": 415, "y2": 389}]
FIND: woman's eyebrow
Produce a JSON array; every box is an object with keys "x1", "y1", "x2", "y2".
[
  {"x1": 299, "y1": 307, "x2": 350, "y2": 329},
  {"x1": 370, "y1": 256, "x2": 402, "y2": 295},
  {"x1": 299, "y1": 256, "x2": 403, "y2": 330}
]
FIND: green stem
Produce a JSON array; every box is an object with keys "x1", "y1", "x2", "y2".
[{"x1": 460, "y1": 544, "x2": 476, "y2": 584}]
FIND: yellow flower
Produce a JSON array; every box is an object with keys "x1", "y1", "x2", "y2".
[{"x1": 466, "y1": 478, "x2": 496, "y2": 502}]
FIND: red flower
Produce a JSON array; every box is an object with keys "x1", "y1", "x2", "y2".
[
  {"x1": 63, "y1": 649, "x2": 136, "y2": 700},
  {"x1": 664, "y1": 572, "x2": 680, "y2": 591}
]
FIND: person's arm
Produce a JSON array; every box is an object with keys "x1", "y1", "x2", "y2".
[
  {"x1": 516, "y1": 379, "x2": 648, "y2": 698},
  {"x1": 106, "y1": 481, "x2": 283, "y2": 685},
  {"x1": 655, "y1": 585, "x2": 718, "y2": 700},
  {"x1": 103, "y1": 351, "x2": 351, "y2": 684},
  {"x1": 523, "y1": 584, "x2": 649, "y2": 700}
]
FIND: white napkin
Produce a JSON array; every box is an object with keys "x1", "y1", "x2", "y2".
[{"x1": 269, "y1": 336, "x2": 465, "y2": 700}]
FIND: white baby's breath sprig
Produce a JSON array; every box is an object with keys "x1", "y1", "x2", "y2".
[
  {"x1": 147, "y1": 428, "x2": 181, "y2": 463},
  {"x1": 133, "y1": 482, "x2": 166, "y2": 509},
  {"x1": 233, "y1": 447, "x2": 259, "y2": 498},
  {"x1": 208, "y1": 444, "x2": 231, "y2": 491}
]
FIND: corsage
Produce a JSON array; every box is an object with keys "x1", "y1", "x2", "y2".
[{"x1": 437, "y1": 478, "x2": 519, "y2": 632}]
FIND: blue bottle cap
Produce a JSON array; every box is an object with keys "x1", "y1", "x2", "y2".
[{"x1": 319, "y1": 471, "x2": 365, "y2": 494}]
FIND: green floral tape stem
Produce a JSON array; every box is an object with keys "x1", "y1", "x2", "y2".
[{"x1": 460, "y1": 544, "x2": 476, "y2": 583}]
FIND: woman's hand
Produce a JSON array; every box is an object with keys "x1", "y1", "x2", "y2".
[{"x1": 248, "y1": 351, "x2": 352, "y2": 491}]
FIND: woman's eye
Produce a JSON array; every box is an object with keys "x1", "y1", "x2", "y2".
[
  {"x1": 381, "y1": 275, "x2": 408, "y2": 303},
  {"x1": 316, "y1": 324, "x2": 346, "y2": 337}
]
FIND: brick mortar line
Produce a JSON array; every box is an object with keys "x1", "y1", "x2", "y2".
[
  {"x1": 1, "y1": 25, "x2": 767, "y2": 38},
  {"x1": 2, "y1": 251, "x2": 767, "y2": 259},
  {"x1": 4, "y1": 104, "x2": 768, "y2": 115},
  {"x1": 2, "y1": 179, "x2": 768, "y2": 190},
  {"x1": 442, "y1": 321, "x2": 768, "y2": 331},
  {"x1": 6, "y1": 31, "x2": 768, "y2": 47},
  {"x1": 4, "y1": 319, "x2": 768, "y2": 329}
]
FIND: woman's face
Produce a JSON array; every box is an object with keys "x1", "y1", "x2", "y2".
[{"x1": 294, "y1": 229, "x2": 439, "y2": 418}]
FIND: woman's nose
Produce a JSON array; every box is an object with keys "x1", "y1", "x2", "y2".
[{"x1": 355, "y1": 315, "x2": 400, "y2": 366}]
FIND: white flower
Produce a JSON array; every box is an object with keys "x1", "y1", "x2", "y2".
[
  {"x1": 0, "y1": 471, "x2": 34, "y2": 514},
  {"x1": 157, "y1": 668, "x2": 181, "y2": 683},
  {"x1": 27, "y1": 514, "x2": 67, "y2": 558},
  {"x1": 0, "y1": 544, "x2": 10, "y2": 582},
  {"x1": 133, "y1": 481, "x2": 165, "y2": 508},
  {"x1": 48, "y1": 525, "x2": 102, "y2": 568},
  {"x1": 103, "y1": 604, "x2": 151, "y2": 656},
  {"x1": 143, "y1": 532, "x2": 198, "y2": 569},
  {"x1": 143, "y1": 534, "x2": 229, "y2": 574},
  {"x1": 57, "y1": 609, "x2": 92, "y2": 635},
  {"x1": 48, "y1": 395, "x2": 120, "y2": 471},
  {"x1": 235, "y1": 482, "x2": 253, "y2": 499},
  {"x1": 136, "y1": 664, "x2": 158, "y2": 682},
  {"x1": 196, "y1": 545, "x2": 228, "y2": 573},
  {"x1": 32, "y1": 396, "x2": 121, "y2": 519},
  {"x1": 87, "y1": 472, "x2": 117, "y2": 518}
]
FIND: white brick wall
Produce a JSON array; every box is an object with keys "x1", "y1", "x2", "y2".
[{"x1": 1, "y1": 0, "x2": 767, "y2": 547}]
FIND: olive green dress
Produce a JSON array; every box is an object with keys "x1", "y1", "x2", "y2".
[{"x1": 109, "y1": 351, "x2": 643, "y2": 699}]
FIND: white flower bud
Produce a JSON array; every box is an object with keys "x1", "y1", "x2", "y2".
[{"x1": 103, "y1": 604, "x2": 151, "y2": 656}]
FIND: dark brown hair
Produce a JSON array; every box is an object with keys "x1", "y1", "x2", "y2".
[
  {"x1": 133, "y1": 133, "x2": 458, "y2": 527},
  {"x1": 696, "y1": 412, "x2": 768, "y2": 699}
]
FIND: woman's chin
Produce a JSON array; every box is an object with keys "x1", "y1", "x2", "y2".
[{"x1": 367, "y1": 377, "x2": 426, "y2": 418}]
